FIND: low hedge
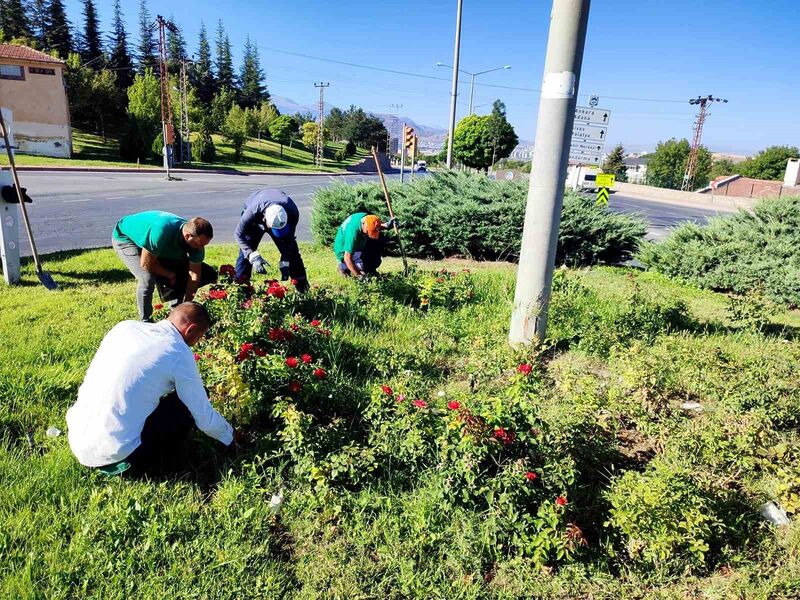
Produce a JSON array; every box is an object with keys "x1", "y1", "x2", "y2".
[
  {"x1": 638, "y1": 195, "x2": 800, "y2": 306},
  {"x1": 311, "y1": 171, "x2": 646, "y2": 266}
]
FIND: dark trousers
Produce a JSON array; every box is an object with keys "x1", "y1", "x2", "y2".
[
  {"x1": 338, "y1": 238, "x2": 384, "y2": 275},
  {"x1": 113, "y1": 237, "x2": 217, "y2": 321},
  {"x1": 125, "y1": 392, "x2": 196, "y2": 472},
  {"x1": 235, "y1": 226, "x2": 308, "y2": 283}
]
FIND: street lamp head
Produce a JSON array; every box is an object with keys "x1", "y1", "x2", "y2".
[
  {"x1": 503, "y1": 65, "x2": 512, "y2": 69},
  {"x1": 436, "y1": 62, "x2": 446, "y2": 67}
]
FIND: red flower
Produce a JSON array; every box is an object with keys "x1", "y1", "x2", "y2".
[
  {"x1": 266, "y1": 282, "x2": 287, "y2": 299},
  {"x1": 285, "y1": 356, "x2": 299, "y2": 368},
  {"x1": 381, "y1": 385, "x2": 393, "y2": 396},
  {"x1": 288, "y1": 380, "x2": 302, "y2": 393},
  {"x1": 240, "y1": 342, "x2": 255, "y2": 354},
  {"x1": 555, "y1": 496, "x2": 568, "y2": 507},
  {"x1": 301, "y1": 353, "x2": 313, "y2": 364},
  {"x1": 219, "y1": 264, "x2": 235, "y2": 277},
  {"x1": 154, "y1": 303, "x2": 164, "y2": 310},
  {"x1": 395, "y1": 394, "x2": 406, "y2": 403},
  {"x1": 193, "y1": 353, "x2": 201, "y2": 361},
  {"x1": 447, "y1": 401, "x2": 461, "y2": 410},
  {"x1": 208, "y1": 289, "x2": 228, "y2": 300},
  {"x1": 493, "y1": 427, "x2": 516, "y2": 445},
  {"x1": 322, "y1": 329, "x2": 332, "y2": 337},
  {"x1": 517, "y1": 363, "x2": 533, "y2": 375},
  {"x1": 413, "y1": 399, "x2": 428, "y2": 409},
  {"x1": 310, "y1": 319, "x2": 322, "y2": 327},
  {"x1": 290, "y1": 323, "x2": 300, "y2": 332},
  {"x1": 525, "y1": 471, "x2": 538, "y2": 482},
  {"x1": 268, "y1": 328, "x2": 293, "y2": 342},
  {"x1": 313, "y1": 368, "x2": 327, "y2": 379},
  {"x1": 254, "y1": 347, "x2": 267, "y2": 357},
  {"x1": 291, "y1": 278, "x2": 298, "y2": 286},
  {"x1": 241, "y1": 299, "x2": 253, "y2": 310}
]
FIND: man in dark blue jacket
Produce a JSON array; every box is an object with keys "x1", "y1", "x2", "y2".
[{"x1": 234, "y1": 189, "x2": 309, "y2": 291}]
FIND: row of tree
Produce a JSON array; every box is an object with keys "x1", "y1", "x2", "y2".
[{"x1": 1, "y1": 0, "x2": 388, "y2": 164}]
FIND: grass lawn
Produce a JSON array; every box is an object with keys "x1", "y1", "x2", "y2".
[
  {"x1": 0, "y1": 130, "x2": 368, "y2": 173},
  {"x1": 2, "y1": 245, "x2": 800, "y2": 597}
]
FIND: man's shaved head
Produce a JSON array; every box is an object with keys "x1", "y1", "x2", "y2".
[{"x1": 167, "y1": 302, "x2": 212, "y2": 346}]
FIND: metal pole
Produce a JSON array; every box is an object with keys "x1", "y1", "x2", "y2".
[
  {"x1": 509, "y1": 0, "x2": 591, "y2": 345},
  {"x1": 400, "y1": 123, "x2": 406, "y2": 183},
  {"x1": 469, "y1": 73, "x2": 475, "y2": 115},
  {"x1": 445, "y1": 0, "x2": 463, "y2": 169}
]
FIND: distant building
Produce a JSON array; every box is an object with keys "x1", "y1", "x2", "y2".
[
  {"x1": 0, "y1": 44, "x2": 71, "y2": 158},
  {"x1": 623, "y1": 155, "x2": 649, "y2": 184},
  {"x1": 510, "y1": 145, "x2": 534, "y2": 160}
]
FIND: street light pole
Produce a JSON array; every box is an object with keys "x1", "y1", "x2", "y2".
[
  {"x1": 509, "y1": 0, "x2": 591, "y2": 345},
  {"x1": 438, "y1": 63, "x2": 511, "y2": 117},
  {"x1": 445, "y1": 0, "x2": 463, "y2": 170}
]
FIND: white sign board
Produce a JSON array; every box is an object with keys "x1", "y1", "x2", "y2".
[
  {"x1": 570, "y1": 141, "x2": 604, "y2": 154},
  {"x1": 569, "y1": 152, "x2": 601, "y2": 165},
  {"x1": 574, "y1": 106, "x2": 612, "y2": 125},
  {"x1": 571, "y1": 123, "x2": 607, "y2": 142}
]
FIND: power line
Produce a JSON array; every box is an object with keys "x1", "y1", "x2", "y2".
[{"x1": 257, "y1": 44, "x2": 689, "y2": 104}]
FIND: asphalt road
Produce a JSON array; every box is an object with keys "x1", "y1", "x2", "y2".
[{"x1": 10, "y1": 170, "x2": 728, "y2": 256}]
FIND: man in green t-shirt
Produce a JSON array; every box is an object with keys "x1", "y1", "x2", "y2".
[
  {"x1": 112, "y1": 211, "x2": 217, "y2": 321},
  {"x1": 334, "y1": 212, "x2": 395, "y2": 278}
]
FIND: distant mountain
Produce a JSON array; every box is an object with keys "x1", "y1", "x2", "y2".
[{"x1": 270, "y1": 95, "x2": 447, "y2": 141}]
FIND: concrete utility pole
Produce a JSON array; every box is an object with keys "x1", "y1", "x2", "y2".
[
  {"x1": 445, "y1": 0, "x2": 463, "y2": 169},
  {"x1": 179, "y1": 59, "x2": 192, "y2": 164},
  {"x1": 314, "y1": 82, "x2": 330, "y2": 168},
  {"x1": 509, "y1": 0, "x2": 591, "y2": 345}
]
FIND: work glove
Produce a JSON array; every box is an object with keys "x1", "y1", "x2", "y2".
[
  {"x1": 248, "y1": 251, "x2": 268, "y2": 275},
  {"x1": 384, "y1": 218, "x2": 400, "y2": 229},
  {"x1": 294, "y1": 277, "x2": 310, "y2": 293},
  {"x1": 279, "y1": 261, "x2": 291, "y2": 281}
]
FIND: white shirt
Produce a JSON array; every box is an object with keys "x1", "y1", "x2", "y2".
[{"x1": 66, "y1": 320, "x2": 233, "y2": 467}]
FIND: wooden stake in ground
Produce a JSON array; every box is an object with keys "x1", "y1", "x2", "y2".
[{"x1": 371, "y1": 146, "x2": 409, "y2": 273}]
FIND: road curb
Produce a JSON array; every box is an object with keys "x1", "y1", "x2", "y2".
[{"x1": 9, "y1": 165, "x2": 374, "y2": 176}]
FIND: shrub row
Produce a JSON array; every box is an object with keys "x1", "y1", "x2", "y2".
[
  {"x1": 639, "y1": 195, "x2": 800, "y2": 306},
  {"x1": 312, "y1": 171, "x2": 647, "y2": 266}
]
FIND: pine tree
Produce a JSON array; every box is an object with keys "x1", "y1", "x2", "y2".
[
  {"x1": 107, "y1": 0, "x2": 133, "y2": 90},
  {"x1": 136, "y1": 0, "x2": 156, "y2": 74},
  {"x1": 214, "y1": 19, "x2": 235, "y2": 91},
  {"x1": 79, "y1": 0, "x2": 103, "y2": 67},
  {"x1": 1, "y1": 0, "x2": 33, "y2": 39},
  {"x1": 600, "y1": 144, "x2": 628, "y2": 182},
  {"x1": 30, "y1": 0, "x2": 50, "y2": 47},
  {"x1": 238, "y1": 35, "x2": 264, "y2": 108},
  {"x1": 45, "y1": 0, "x2": 72, "y2": 57},
  {"x1": 166, "y1": 14, "x2": 186, "y2": 73},
  {"x1": 191, "y1": 21, "x2": 215, "y2": 106}
]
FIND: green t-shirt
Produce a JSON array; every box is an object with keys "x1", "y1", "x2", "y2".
[
  {"x1": 113, "y1": 211, "x2": 204, "y2": 263},
  {"x1": 333, "y1": 212, "x2": 368, "y2": 261}
]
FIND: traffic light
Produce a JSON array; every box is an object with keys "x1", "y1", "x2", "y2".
[{"x1": 404, "y1": 126, "x2": 415, "y2": 151}]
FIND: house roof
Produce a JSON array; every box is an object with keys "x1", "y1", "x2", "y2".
[{"x1": 0, "y1": 44, "x2": 65, "y2": 65}]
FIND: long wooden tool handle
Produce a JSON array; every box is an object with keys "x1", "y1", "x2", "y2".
[
  {"x1": 371, "y1": 146, "x2": 408, "y2": 272},
  {"x1": 0, "y1": 109, "x2": 42, "y2": 270}
]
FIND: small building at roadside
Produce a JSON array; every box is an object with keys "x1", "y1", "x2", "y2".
[{"x1": 0, "y1": 44, "x2": 71, "y2": 158}]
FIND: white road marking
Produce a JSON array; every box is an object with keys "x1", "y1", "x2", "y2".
[
  {"x1": 107, "y1": 196, "x2": 127, "y2": 200},
  {"x1": 141, "y1": 194, "x2": 163, "y2": 198},
  {"x1": 63, "y1": 198, "x2": 93, "y2": 203}
]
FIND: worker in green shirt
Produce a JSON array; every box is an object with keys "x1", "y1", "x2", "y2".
[
  {"x1": 333, "y1": 212, "x2": 396, "y2": 278},
  {"x1": 112, "y1": 211, "x2": 217, "y2": 321}
]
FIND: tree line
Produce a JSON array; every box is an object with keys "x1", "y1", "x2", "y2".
[{"x1": 0, "y1": 0, "x2": 387, "y2": 164}]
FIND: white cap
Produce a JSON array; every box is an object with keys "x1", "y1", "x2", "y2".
[{"x1": 264, "y1": 205, "x2": 288, "y2": 230}]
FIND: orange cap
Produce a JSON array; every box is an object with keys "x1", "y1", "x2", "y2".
[{"x1": 363, "y1": 215, "x2": 382, "y2": 239}]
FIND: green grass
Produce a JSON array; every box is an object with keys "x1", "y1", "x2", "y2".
[
  {"x1": 0, "y1": 129, "x2": 368, "y2": 172},
  {"x1": 2, "y1": 246, "x2": 800, "y2": 597}
]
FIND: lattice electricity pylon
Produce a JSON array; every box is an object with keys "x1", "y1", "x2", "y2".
[
  {"x1": 156, "y1": 15, "x2": 178, "y2": 174},
  {"x1": 314, "y1": 82, "x2": 330, "y2": 167},
  {"x1": 179, "y1": 60, "x2": 192, "y2": 164},
  {"x1": 681, "y1": 95, "x2": 728, "y2": 191}
]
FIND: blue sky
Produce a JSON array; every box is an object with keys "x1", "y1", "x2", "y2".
[{"x1": 66, "y1": 0, "x2": 800, "y2": 154}]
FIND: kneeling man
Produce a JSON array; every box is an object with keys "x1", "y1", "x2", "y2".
[{"x1": 66, "y1": 302, "x2": 235, "y2": 475}]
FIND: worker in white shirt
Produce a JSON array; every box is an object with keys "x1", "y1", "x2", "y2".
[{"x1": 66, "y1": 302, "x2": 240, "y2": 475}]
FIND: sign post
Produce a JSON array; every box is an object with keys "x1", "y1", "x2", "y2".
[
  {"x1": 595, "y1": 173, "x2": 615, "y2": 205},
  {"x1": 569, "y1": 105, "x2": 612, "y2": 165}
]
